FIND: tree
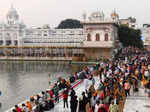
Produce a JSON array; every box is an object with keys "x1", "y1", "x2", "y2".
[
  {"x1": 57, "y1": 19, "x2": 83, "y2": 29},
  {"x1": 118, "y1": 25, "x2": 143, "y2": 48}
]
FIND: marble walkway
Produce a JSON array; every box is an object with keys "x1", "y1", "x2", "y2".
[{"x1": 123, "y1": 87, "x2": 150, "y2": 112}]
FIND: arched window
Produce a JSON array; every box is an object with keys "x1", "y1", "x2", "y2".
[
  {"x1": 105, "y1": 33, "x2": 109, "y2": 41},
  {"x1": 6, "y1": 40, "x2": 11, "y2": 46},
  {"x1": 95, "y1": 33, "x2": 100, "y2": 41},
  {"x1": 0, "y1": 40, "x2": 3, "y2": 45},
  {"x1": 14, "y1": 40, "x2": 18, "y2": 46},
  {"x1": 87, "y1": 33, "x2": 91, "y2": 41}
]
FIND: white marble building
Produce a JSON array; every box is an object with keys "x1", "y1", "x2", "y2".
[
  {"x1": 0, "y1": 5, "x2": 85, "y2": 47},
  {"x1": 0, "y1": 6, "x2": 121, "y2": 59},
  {"x1": 22, "y1": 28, "x2": 84, "y2": 47},
  {"x1": 0, "y1": 5, "x2": 25, "y2": 46},
  {"x1": 81, "y1": 11, "x2": 119, "y2": 59},
  {"x1": 82, "y1": 11, "x2": 119, "y2": 48},
  {"x1": 0, "y1": 6, "x2": 119, "y2": 49}
]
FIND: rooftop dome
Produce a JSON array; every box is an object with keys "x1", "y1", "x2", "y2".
[
  {"x1": 89, "y1": 11, "x2": 105, "y2": 22},
  {"x1": 6, "y1": 5, "x2": 19, "y2": 20},
  {"x1": 91, "y1": 11, "x2": 104, "y2": 19},
  {"x1": 111, "y1": 10, "x2": 119, "y2": 18}
]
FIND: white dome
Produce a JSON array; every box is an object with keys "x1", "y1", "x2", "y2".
[
  {"x1": 89, "y1": 11, "x2": 105, "y2": 22},
  {"x1": 91, "y1": 11, "x2": 104, "y2": 18},
  {"x1": 7, "y1": 5, "x2": 19, "y2": 19}
]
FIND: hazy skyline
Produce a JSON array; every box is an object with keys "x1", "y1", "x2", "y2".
[{"x1": 0, "y1": 0, "x2": 149, "y2": 28}]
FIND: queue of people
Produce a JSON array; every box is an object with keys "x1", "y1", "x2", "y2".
[
  {"x1": 75, "y1": 47, "x2": 150, "y2": 112},
  {"x1": 11, "y1": 46, "x2": 150, "y2": 112}
]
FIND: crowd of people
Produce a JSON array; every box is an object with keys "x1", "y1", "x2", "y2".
[{"x1": 11, "y1": 46, "x2": 150, "y2": 112}]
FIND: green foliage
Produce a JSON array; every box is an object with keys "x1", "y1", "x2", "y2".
[
  {"x1": 57, "y1": 19, "x2": 83, "y2": 29},
  {"x1": 118, "y1": 25, "x2": 143, "y2": 48}
]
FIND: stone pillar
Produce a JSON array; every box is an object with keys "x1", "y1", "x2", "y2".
[{"x1": 11, "y1": 39, "x2": 14, "y2": 46}]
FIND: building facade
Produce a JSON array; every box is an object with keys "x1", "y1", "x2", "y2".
[
  {"x1": 0, "y1": 5, "x2": 25, "y2": 46},
  {"x1": 119, "y1": 17, "x2": 137, "y2": 29},
  {"x1": 141, "y1": 24, "x2": 150, "y2": 50},
  {"x1": 81, "y1": 11, "x2": 119, "y2": 59},
  {"x1": 0, "y1": 6, "x2": 119, "y2": 60}
]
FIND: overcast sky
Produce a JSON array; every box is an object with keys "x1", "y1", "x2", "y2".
[{"x1": 0, "y1": 0, "x2": 149, "y2": 28}]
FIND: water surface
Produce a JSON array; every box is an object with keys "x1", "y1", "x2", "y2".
[{"x1": 0, "y1": 61, "x2": 81, "y2": 111}]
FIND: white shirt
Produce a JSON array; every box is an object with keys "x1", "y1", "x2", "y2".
[
  {"x1": 95, "y1": 104, "x2": 99, "y2": 112},
  {"x1": 102, "y1": 74, "x2": 105, "y2": 82},
  {"x1": 84, "y1": 78, "x2": 89, "y2": 89}
]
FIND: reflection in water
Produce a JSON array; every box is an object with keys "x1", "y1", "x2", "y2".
[
  {"x1": 0, "y1": 61, "x2": 74, "y2": 73},
  {"x1": 0, "y1": 61, "x2": 81, "y2": 111}
]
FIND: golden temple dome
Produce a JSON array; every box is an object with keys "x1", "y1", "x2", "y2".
[{"x1": 111, "y1": 10, "x2": 119, "y2": 18}]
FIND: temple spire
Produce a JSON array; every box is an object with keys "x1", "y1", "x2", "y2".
[
  {"x1": 10, "y1": 3, "x2": 14, "y2": 10},
  {"x1": 7, "y1": 3, "x2": 19, "y2": 25}
]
